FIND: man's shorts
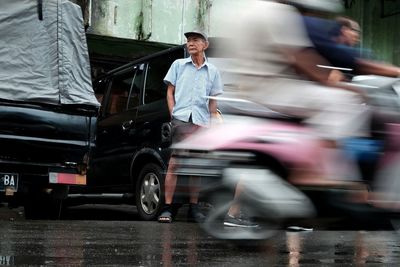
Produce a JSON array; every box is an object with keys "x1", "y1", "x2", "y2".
[{"x1": 171, "y1": 118, "x2": 201, "y2": 145}]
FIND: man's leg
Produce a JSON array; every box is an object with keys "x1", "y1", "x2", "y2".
[
  {"x1": 158, "y1": 119, "x2": 182, "y2": 223},
  {"x1": 158, "y1": 157, "x2": 177, "y2": 223},
  {"x1": 187, "y1": 175, "x2": 206, "y2": 222},
  {"x1": 164, "y1": 157, "x2": 177, "y2": 205},
  {"x1": 224, "y1": 182, "x2": 258, "y2": 228},
  {"x1": 188, "y1": 175, "x2": 200, "y2": 204}
]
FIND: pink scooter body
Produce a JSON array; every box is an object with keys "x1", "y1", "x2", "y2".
[{"x1": 173, "y1": 115, "x2": 323, "y2": 173}]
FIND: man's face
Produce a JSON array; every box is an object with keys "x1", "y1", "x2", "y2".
[
  {"x1": 342, "y1": 24, "x2": 360, "y2": 47},
  {"x1": 186, "y1": 34, "x2": 208, "y2": 56}
]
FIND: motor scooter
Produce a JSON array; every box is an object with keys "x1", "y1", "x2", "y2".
[{"x1": 172, "y1": 76, "x2": 400, "y2": 240}]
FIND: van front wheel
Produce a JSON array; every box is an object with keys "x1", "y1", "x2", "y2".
[{"x1": 135, "y1": 163, "x2": 164, "y2": 221}]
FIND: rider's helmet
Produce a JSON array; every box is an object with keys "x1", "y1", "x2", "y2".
[{"x1": 286, "y1": 0, "x2": 343, "y2": 13}]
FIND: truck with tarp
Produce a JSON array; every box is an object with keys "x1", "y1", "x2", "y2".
[{"x1": 0, "y1": 0, "x2": 99, "y2": 218}]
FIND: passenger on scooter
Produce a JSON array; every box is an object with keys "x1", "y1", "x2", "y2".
[
  {"x1": 303, "y1": 13, "x2": 400, "y2": 126},
  {"x1": 334, "y1": 16, "x2": 361, "y2": 48},
  {"x1": 300, "y1": 1, "x2": 400, "y2": 194},
  {"x1": 301, "y1": 7, "x2": 400, "y2": 78}
]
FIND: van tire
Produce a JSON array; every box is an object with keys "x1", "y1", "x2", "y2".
[{"x1": 135, "y1": 163, "x2": 164, "y2": 221}]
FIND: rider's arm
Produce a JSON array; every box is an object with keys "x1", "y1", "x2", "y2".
[
  {"x1": 287, "y1": 47, "x2": 367, "y2": 99},
  {"x1": 355, "y1": 58, "x2": 400, "y2": 77},
  {"x1": 288, "y1": 47, "x2": 344, "y2": 86}
]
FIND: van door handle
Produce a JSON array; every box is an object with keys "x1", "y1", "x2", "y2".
[
  {"x1": 122, "y1": 120, "x2": 133, "y2": 131},
  {"x1": 143, "y1": 129, "x2": 151, "y2": 136},
  {"x1": 142, "y1": 122, "x2": 151, "y2": 136}
]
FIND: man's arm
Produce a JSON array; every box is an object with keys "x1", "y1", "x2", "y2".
[
  {"x1": 208, "y1": 98, "x2": 218, "y2": 117},
  {"x1": 166, "y1": 83, "x2": 175, "y2": 118},
  {"x1": 209, "y1": 98, "x2": 223, "y2": 124},
  {"x1": 355, "y1": 58, "x2": 400, "y2": 77},
  {"x1": 288, "y1": 47, "x2": 367, "y2": 98},
  {"x1": 288, "y1": 47, "x2": 342, "y2": 86},
  {"x1": 208, "y1": 67, "x2": 223, "y2": 119}
]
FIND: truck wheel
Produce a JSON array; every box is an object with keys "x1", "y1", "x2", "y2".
[
  {"x1": 135, "y1": 163, "x2": 164, "y2": 221},
  {"x1": 24, "y1": 186, "x2": 67, "y2": 220}
]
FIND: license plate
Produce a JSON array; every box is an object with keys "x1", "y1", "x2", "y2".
[{"x1": 0, "y1": 173, "x2": 18, "y2": 192}]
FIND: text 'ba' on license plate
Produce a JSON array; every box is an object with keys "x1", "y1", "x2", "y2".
[{"x1": 0, "y1": 173, "x2": 18, "y2": 192}]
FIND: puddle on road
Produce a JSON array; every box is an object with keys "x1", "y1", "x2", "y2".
[{"x1": 0, "y1": 219, "x2": 399, "y2": 265}]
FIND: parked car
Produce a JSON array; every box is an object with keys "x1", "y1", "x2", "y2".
[{"x1": 69, "y1": 45, "x2": 187, "y2": 220}]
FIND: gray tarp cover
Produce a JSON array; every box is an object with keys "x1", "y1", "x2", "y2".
[{"x1": 0, "y1": 0, "x2": 99, "y2": 107}]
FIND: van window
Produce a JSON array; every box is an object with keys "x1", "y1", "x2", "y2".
[
  {"x1": 144, "y1": 50, "x2": 183, "y2": 104},
  {"x1": 128, "y1": 64, "x2": 145, "y2": 109},
  {"x1": 93, "y1": 79, "x2": 108, "y2": 114},
  {"x1": 106, "y1": 65, "x2": 144, "y2": 115}
]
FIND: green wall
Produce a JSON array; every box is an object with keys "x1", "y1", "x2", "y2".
[
  {"x1": 88, "y1": 0, "x2": 209, "y2": 45},
  {"x1": 85, "y1": 0, "x2": 400, "y2": 65},
  {"x1": 345, "y1": 0, "x2": 400, "y2": 65}
]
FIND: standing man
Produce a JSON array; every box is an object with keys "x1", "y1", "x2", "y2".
[{"x1": 158, "y1": 30, "x2": 223, "y2": 223}]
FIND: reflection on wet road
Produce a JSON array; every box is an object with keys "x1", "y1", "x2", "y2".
[{"x1": 1, "y1": 217, "x2": 400, "y2": 266}]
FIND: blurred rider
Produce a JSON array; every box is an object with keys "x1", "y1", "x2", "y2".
[
  {"x1": 299, "y1": 1, "x2": 400, "y2": 209},
  {"x1": 300, "y1": 2, "x2": 400, "y2": 78},
  {"x1": 221, "y1": 0, "x2": 370, "y2": 185},
  {"x1": 334, "y1": 16, "x2": 361, "y2": 47}
]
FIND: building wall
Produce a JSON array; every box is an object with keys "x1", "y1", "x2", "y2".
[
  {"x1": 82, "y1": 0, "x2": 400, "y2": 64},
  {"x1": 86, "y1": 0, "x2": 244, "y2": 45},
  {"x1": 88, "y1": 0, "x2": 206, "y2": 45},
  {"x1": 345, "y1": 0, "x2": 400, "y2": 65}
]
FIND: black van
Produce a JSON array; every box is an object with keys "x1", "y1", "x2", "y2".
[{"x1": 70, "y1": 45, "x2": 186, "y2": 220}]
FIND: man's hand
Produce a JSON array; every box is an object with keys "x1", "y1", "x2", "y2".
[
  {"x1": 334, "y1": 82, "x2": 369, "y2": 104},
  {"x1": 328, "y1": 70, "x2": 346, "y2": 83},
  {"x1": 211, "y1": 110, "x2": 223, "y2": 125}
]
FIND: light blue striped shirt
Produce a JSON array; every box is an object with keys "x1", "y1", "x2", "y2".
[{"x1": 164, "y1": 56, "x2": 223, "y2": 127}]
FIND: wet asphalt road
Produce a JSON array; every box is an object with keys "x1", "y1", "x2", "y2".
[{"x1": 1, "y1": 204, "x2": 400, "y2": 266}]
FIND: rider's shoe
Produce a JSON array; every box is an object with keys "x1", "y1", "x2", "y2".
[{"x1": 224, "y1": 214, "x2": 259, "y2": 228}]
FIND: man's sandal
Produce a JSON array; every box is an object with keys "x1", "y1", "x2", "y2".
[{"x1": 158, "y1": 210, "x2": 173, "y2": 223}]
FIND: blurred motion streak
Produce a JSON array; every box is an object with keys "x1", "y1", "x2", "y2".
[{"x1": 169, "y1": 0, "x2": 400, "y2": 240}]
